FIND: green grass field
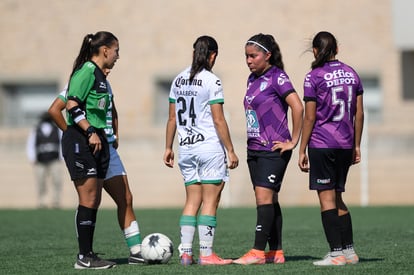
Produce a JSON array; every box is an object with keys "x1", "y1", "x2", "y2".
[{"x1": 0, "y1": 206, "x2": 413, "y2": 274}]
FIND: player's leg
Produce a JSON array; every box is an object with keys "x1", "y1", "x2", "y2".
[
  {"x1": 335, "y1": 149, "x2": 358, "y2": 264},
  {"x1": 103, "y1": 145, "x2": 143, "y2": 263},
  {"x1": 266, "y1": 150, "x2": 291, "y2": 264},
  {"x1": 197, "y1": 181, "x2": 232, "y2": 265},
  {"x1": 308, "y1": 148, "x2": 346, "y2": 266},
  {"x1": 63, "y1": 127, "x2": 114, "y2": 269},
  {"x1": 266, "y1": 192, "x2": 285, "y2": 263},
  {"x1": 74, "y1": 177, "x2": 113, "y2": 269},
  {"x1": 104, "y1": 174, "x2": 143, "y2": 263},
  {"x1": 178, "y1": 183, "x2": 201, "y2": 265}
]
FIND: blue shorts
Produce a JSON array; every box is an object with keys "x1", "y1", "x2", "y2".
[
  {"x1": 247, "y1": 149, "x2": 292, "y2": 192},
  {"x1": 308, "y1": 148, "x2": 353, "y2": 192},
  {"x1": 105, "y1": 144, "x2": 126, "y2": 180}
]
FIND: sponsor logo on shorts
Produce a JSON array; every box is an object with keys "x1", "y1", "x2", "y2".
[{"x1": 317, "y1": 178, "x2": 331, "y2": 184}]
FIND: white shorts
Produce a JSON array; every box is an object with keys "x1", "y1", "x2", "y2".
[
  {"x1": 178, "y1": 151, "x2": 229, "y2": 186},
  {"x1": 105, "y1": 144, "x2": 126, "y2": 180}
]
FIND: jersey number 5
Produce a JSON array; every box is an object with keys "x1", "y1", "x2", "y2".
[
  {"x1": 177, "y1": 97, "x2": 197, "y2": 126},
  {"x1": 331, "y1": 86, "x2": 353, "y2": 121}
]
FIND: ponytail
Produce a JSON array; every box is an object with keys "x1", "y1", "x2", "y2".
[
  {"x1": 70, "y1": 31, "x2": 118, "y2": 78},
  {"x1": 189, "y1": 36, "x2": 218, "y2": 82}
]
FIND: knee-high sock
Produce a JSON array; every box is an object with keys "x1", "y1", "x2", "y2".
[
  {"x1": 268, "y1": 202, "x2": 283, "y2": 250},
  {"x1": 75, "y1": 205, "x2": 97, "y2": 256},
  {"x1": 179, "y1": 215, "x2": 197, "y2": 256},
  {"x1": 198, "y1": 215, "x2": 217, "y2": 257},
  {"x1": 254, "y1": 204, "x2": 274, "y2": 251},
  {"x1": 339, "y1": 212, "x2": 354, "y2": 249},
  {"x1": 321, "y1": 209, "x2": 342, "y2": 251}
]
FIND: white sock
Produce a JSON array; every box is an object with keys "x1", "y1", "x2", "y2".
[
  {"x1": 180, "y1": 225, "x2": 195, "y2": 256},
  {"x1": 198, "y1": 225, "x2": 215, "y2": 257},
  {"x1": 124, "y1": 220, "x2": 141, "y2": 254}
]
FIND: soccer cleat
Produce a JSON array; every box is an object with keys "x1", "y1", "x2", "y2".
[
  {"x1": 198, "y1": 253, "x2": 233, "y2": 265},
  {"x1": 74, "y1": 252, "x2": 116, "y2": 269},
  {"x1": 313, "y1": 251, "x2": 346, "y2": 266},
  {"x1": 180, "y1": 253, "x2": 196, "y2": 266},
  {"x1": 343, "y1": 248, "x2": 359, "y2": 264},
  {"x1": 128, "y1": 251, "x2": 145, "y2": 264},
  {"x1": 265, "y1": 250, "x2": 285, "y2": 264},
  {"x1": 233, "y1": 249, "x2": 265, "y2": 265}
]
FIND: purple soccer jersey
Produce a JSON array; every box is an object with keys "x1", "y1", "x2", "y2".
[
  {"x1": 244, "y1": 66, "x2": 296, "y2": 151},
  {"x1": 303, "y1": 60, "x2": 363, "y2": 149}
]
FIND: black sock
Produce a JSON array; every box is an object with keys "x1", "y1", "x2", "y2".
[
  {"x1": 76, "y1": 205, "x2": 97, "y2": 256},
  {"x1": 254, "y1": 204, "x2": 274, "y2": 251},
  {"x1": 339, "y1": 212, "x2": 354, "y2": 249},
  {"x1": 268, "y1": 202, "x2": 283, "y2": 250},
  {"x1": 321, "y1": 209, "x2": 342, "y2": 251}
]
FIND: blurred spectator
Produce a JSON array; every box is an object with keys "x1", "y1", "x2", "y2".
[{"x1": 26, "y1": 111, "x2": 63, "y2": 208}]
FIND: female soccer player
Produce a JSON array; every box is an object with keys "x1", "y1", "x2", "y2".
[
  {"x1": 163, "y1": 35, "x2": 239, "y2": 265},
  {"x1": 61, "y1": 31, "x2": 118, "y2": 269},
  {"x1": 298, "y1": 31, "x2": 364, "y2": 266},
  {"x1": 233, "y1": 33, "x2": 303, "y2": 265},
  {"x1": 48, "y1": 71, "x2": 144, "y2": 265}
]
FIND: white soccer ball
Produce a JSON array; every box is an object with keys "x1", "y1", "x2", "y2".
[{"x1": 141, "y1": 233, "x2": 174, "y2": 264}]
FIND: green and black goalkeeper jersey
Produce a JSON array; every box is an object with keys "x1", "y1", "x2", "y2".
[{"x1": 66, "y1": 61, "x2": 109, "y2": 129}]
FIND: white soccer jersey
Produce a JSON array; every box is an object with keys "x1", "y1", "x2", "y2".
[{"x1": 169, "y1": 67, "x2": 225, "y2": 154}]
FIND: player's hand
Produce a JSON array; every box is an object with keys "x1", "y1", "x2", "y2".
[
  {"x1": 163, "y1": 149, "x2": 174, "y2": 168},
  {"x1": 227, "y1": 151, "x2": 239, "y2": 169},
  {"x1": 112, "y1": 139, "x2": 119, "y2": 149},
  {"x1": 88, "y1": 133, "x2": 101, "y2": 155},
  {"x1": 272, "y1": 139, "x2": 296, "y2": 154},
  {"x1": 298, "y1": 152, "x2": 309, "y2": 172},
  {"x1": 352, "y1": 147, "x2": 361, "y2": 165}
]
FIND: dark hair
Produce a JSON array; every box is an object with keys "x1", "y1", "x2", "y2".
[
  {"x1": 246, "y1": 33, "x2": 284, "y2": 70},
  {"x1": 311, "y1": 31, "x2": 338, "y2": 69},
  {"x1": 70, "y1": 31, "x2": 118, "y2": 77},
  {"x1": 189, "y1": 36, "x2": 218, "y2": 82}
]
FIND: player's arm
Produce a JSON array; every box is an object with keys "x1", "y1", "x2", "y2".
[
  {"x1": 48, "y1": 97, "x2": 68, "y2": 132},
  {"x1": 112, "y1": 97, "x2": 119, "y2": 148},
  {"x1": 298, "y1": 100, "x2": 316, "y2": 172},
  {"x1": 210, "y1": 103, "x2": 239, "y2": 169},
  {"x1": 66, "y1": 99, "x2": 101, "y2": 154},
  {"x1": 164, "y1": 102, "x2": 176, "y2": 168},
  {"x1": 353, "y1": 94, "x2": 364, "y2": 164},
  {"x1": 272, "y1": 92, "x2": 303, "y2": 153}
]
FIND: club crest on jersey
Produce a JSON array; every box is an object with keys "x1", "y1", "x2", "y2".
[
  {"x1": 260, "y1": 81, "x2": 268, "y2": 91},
  {"x1": 98, "y1": 98, "x2": 106, "y2": 109}
]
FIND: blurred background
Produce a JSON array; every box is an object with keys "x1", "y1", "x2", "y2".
[{"x1": 0, "y1": 0, "x2": 413, "y2": 208}]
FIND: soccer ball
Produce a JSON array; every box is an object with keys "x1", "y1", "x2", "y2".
[{"x1": 141, "y1": 233, "x2": 174, "y2": 264}]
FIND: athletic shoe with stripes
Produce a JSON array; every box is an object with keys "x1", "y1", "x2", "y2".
[
  {"x1": 233, "y1": 249, "x2": 265, "y2": 265},
  {"x1": 198, "y1": 253, "x2": 232, "y2": 265},
  {"x1": 313, "y1": 251, "x2": 346, "y2": 266},
  {"x1": 343, "y1": 248, "x2": 359, "y2": 264},
  {"x1": 74, "y1": 252, "x2": 116, "y2": 269},
  {"x1": 265, "y1": 249, "x2": 285, "y2": 264},
  {"x1": 128, "y1": 251, "x2": 145, "y2": 264}
]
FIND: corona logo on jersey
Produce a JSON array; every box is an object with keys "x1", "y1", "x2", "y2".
[{"x1": 175, "y1": 76, "x2": 203, "y2": 88}]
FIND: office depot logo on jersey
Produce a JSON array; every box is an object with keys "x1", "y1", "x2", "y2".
[{"x1": 324, "y1": 69, "x2": 357, "y2": 88}]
